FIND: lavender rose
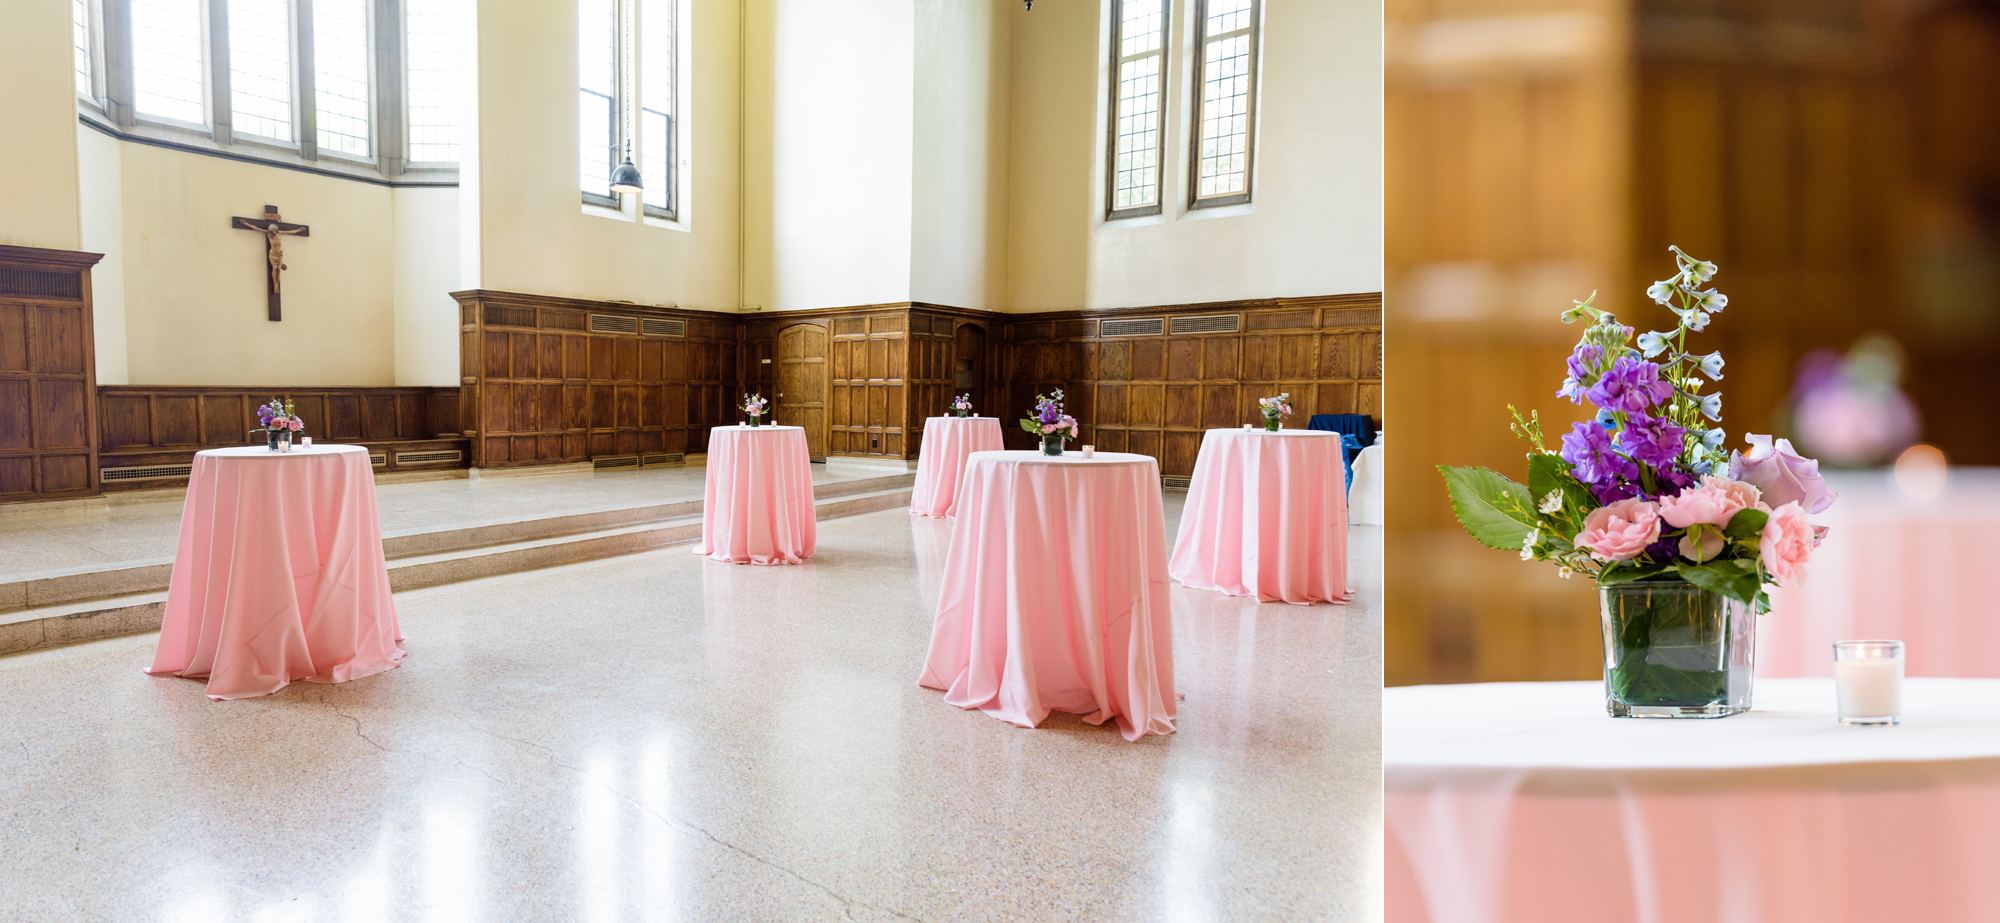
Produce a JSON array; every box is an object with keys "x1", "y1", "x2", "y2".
[{"x1": 1729, "y1": 435, "x2": 1836, "y2": 515}]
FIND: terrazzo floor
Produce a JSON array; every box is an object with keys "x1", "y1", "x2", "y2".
[
  {"x1": 0, "y1": 498, "x2": 1382, "y2": 922},
  {"x1": 0, "y1": 464, "x2": 886, "y2": 583}
]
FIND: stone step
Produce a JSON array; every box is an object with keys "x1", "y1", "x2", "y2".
[
  {"x1": 0, "y1": 471, "x2": 917, "y2": 613},
  {"x1": 0, "y1": 482, "x2": 914, "y2": 657}
]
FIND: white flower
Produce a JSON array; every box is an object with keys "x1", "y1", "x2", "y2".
[
  {"x1": 1559, "y1": 566, "x2": 1574, "y2": 579},
  {"x1": 1699, "y1": 392, "x2": 1723, "y2": 422},
  {"x1": 1700, "y1": 351, "x2": 1725, "y2": 380},
  {"x1": 1636, "y1": 331, "x2": 1670, "y2": 358},
  {"x1": 1699, "y1": 290, "x2": 1728, "y2": 312},
  {"x1": 1539, "y1": 490, "x2": 1564, "y2": 514},
  {"x1": 1647, "y1": 280, "x2": 1677, "y2": 305}
]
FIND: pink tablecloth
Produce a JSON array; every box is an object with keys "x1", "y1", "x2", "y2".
[
  {"x1": 1387, "y1": 679, "x2": 2000, "y2": 923},
  {"x1": 1169, "y1": 428, "x2": 1349, "y2": 605},
  {"x1": 919, "y1": 450, "x2": 1175, "y2": 741},
  {"x1": 1761, "y1": 470, "x2": 2000, "y2": 678},
  {"x1": 696, "y1": 424, "x2": 816, "y2": 565},
  {"x1": 910, "y1": 416, "x2": 1005, "y2": 518},
  {"x1": 148, "y1": 445, "x2": 404, "y2": 700}
]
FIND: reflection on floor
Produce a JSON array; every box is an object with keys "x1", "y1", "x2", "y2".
[{"x1": 0, "y1": 497, "x2": 1382, "y2": 922}]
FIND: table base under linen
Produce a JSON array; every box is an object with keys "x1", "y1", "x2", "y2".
[
  {"x1": 148, "y1": 445, "x2": 404, "y2": 700},
  {"x1": 909, "y1": 416, "x2": 1006, "y2": 518},
  {"x1": 919, "y1": 451, "x2": 1176, "y2": 741},
  {"x1": 1169, "y1": 428, "x2": 1349, "y2": 605}
]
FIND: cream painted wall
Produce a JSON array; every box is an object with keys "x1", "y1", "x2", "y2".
[
  {"x1": 743, "y1": 0, "x2": 915, "y2": 312},
  {"x1": 0, "y1": 1, "x2": 81, "y2": 250},
  {"x1": 466, "y1": 0, "x2": 739, "y2": 312},
  {"x1": 75, "y1": 126, "x2": 129, "y2": 384},
  {"x1": 117, "y1": 145, "x2": 397, "y2": 385},
  {"x1": 911, "y1": 0, "x2": 1010, "y2": 310},
  {"x1": 393, "y1": 187, "x2": 463, "y2": 387},
  {"x1": 1008, "y1": 0, "x2": 1384, "y2": 312}
]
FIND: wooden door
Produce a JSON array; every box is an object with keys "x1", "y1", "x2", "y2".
[{"x1": 776, "y1": 324, "x2": 828, "y2": 461}]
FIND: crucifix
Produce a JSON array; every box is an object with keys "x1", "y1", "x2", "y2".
[{"x1": 230, "y1": 205, "x2": 310, "y2": 321}]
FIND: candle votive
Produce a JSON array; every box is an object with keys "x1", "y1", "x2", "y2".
[
  {"x1": 1833, "y1": 640, "x2": 1904, "y2": 726},
  {"x1": 301, "y1": 437, "x2": 312, "y2": 447},
  {"x1": 1242, "y1": 424, "x2": 1252, "y2": 430},
  {"x1": 1081, "y1": 446, "x2": 1095, "y2": 458}
]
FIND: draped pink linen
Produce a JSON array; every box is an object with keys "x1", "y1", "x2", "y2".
[
  {"x1": 1387, "y1": 679, "x2": 2000, "y2": 923},
  {"x1": 910, "y1": 416, "x2": 1005, "y2": 518},
  {"x1": 1761, "y1": 471, "x2": 2000, "y2": 678},
  {"x1": 148, "y1": 445, "x2": 404, "y2": 700},
  {"x1": 695, "y1": 425, "x2": 817, "y2": 565},
  {"x1": 1169, "y1": 428, "x2": 1350, "y2": 605},
  {"x1": 919, "y1": 450, "x2": 1176, "y2": 741}
]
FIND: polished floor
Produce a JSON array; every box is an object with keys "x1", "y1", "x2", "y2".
[
  {"x1": 0, "y1": 464, "x2": 885, "y2": 583},
  {"x1": 0, "y1": 499, "x2": 1382, "y2": 922}
]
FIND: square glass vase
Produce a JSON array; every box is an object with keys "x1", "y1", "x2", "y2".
[{"x1": 1599, "y1": 577, "x2": 1756, "y2": 718}]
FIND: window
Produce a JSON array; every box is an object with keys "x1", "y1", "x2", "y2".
[
  {"x1": 578, "y1": 0, "x2": 619, "y2": 205},
  {"x1": 639, "y1": 0, "x2": 674, "y2": 218},
  {"x1": 314, "y1": 0, "x2": 372, "y2": 158},
  {"x1": 228, "y1": 0, "x2": 294, "y2": 143},
  {"x1": 1106, "y1": 0, "x2": 1166, "y2": 219},
  {"x1": 404, "y1": 0, "x2": 460, "y2": 163},
  {"x1": 85, "y1": 0, "x2": 461, "y2": 177},
  {"x1": 581, "y1": 0, "x2": 677, "y2": 216},
  {"x1": 73, "y1": 0, "x2": 93, "y2": 98},
  {"x1": 129, "y1": 0, "x2": 206, "y2": 125},
  {"x1": 1190, "y1": 0, "x2": 1259, "y2": 208}
]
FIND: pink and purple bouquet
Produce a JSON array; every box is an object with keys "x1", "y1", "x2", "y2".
[
  {"x1": 741, "y1": 393, "x2": 768, "y2": 418},
  {"x1": 1258, "y1": 393, "x2": 1294, "y2": 421},
  {"x1": 951, "y1": 394, "x2": 974, "y2": 415},
  {"x1": 255, "y1": 398, "x2": 303, "y2": 433},
  {"x1": 1019, "y1": 389, "x2": 1079, "y2": 440},
  {"x1": 1441, "y1": 247, "x2": 1835, "y2": 609}
]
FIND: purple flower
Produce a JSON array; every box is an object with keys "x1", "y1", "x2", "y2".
[
  {"x1": 1621, "y1": 412, "x2": 1687, "y2": 469},
  {"x1": 1559, "y1": 345, "x2": 1604, "y2": 404},
  {"x1": 1561, "y1": 421, "x2": 1638, "y2": 490},
  {"x1": 1585, "y1": 356, "x2": 1673, "y2": 414}
]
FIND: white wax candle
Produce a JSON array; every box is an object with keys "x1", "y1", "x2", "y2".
[
  {"x1": 301, "y1": 437, "x2": 312, "y2": 446},
  {"x1": 1081, "y1": 446, "x2": 1094, "y2": 458},
  {"x1": 1834, "y1": 658, "x2": 1903, "y2": 718}
]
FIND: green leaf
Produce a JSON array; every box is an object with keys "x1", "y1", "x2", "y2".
[
  {"x1": 1018, "y1": 419, "x2": 1039, "y2": 435},
  {"x1": 1526, "y1": 453, "x2": 1594, "y2": 518},
  {"x1": 1438, "y1": 465, "x2": 1539, "y2": 551},
  {"x1": 1723, "y1": 508, "x2": 1768, "y2": 539},
  {"x1": 1676, "y1": 561, "x2": 1761, "y2": 605},
  {"x1": 1598, "y1": 561, "x2": 1674, "y2": 586}
]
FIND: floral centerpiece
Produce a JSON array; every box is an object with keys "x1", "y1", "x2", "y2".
[
  {"x1": 253, "y1": 398, "x2": 303, "y2": 451},
  {"x1": 741, "y1": 393, "x2": 768, "y2": 427},
  {"x1": 1258, "y1": 393, "x2": 1293, "y2": 432},
  {"x1": 950, "y1": 394, "x2": 974, "y2": 418},
  {"x1": 1439, "y1": 247, "x2": 1835, "y2": 718},
  {"x1": 1020, "y1": 389, "x2": 1079, "y2": 456}
]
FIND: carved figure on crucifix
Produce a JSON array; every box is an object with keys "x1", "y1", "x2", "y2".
[{"x1": 230, "y1": 205, "x2": 311, "y2": 322}]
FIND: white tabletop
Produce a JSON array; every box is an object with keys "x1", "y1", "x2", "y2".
[
  {"x1": 197, "y1": 444, "x2": 367, "y2": 459},
  {"x1": 1387, "y1": 678, "x2": 2000, "y2": 772},
  {"x1": 712, "y1": 424, "x2": 803, "y2": 432},
  {"x1": 927, "y1": 416, "x2": 996, "y2": 421},
  {"x1": 967, "y1": 449, "x2": 1155, "y2": 468},
  {"x1": 1210, "y1": 427, "x2": 1338, "y2": 437}
]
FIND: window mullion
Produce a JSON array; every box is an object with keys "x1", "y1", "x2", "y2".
[
  {"x1": 296, "y1": 0, "x2": 319, "y2": 158},
  {"x1": 102, "y1": 0, "x2": 137, "y2": 126},
  {"x1": 207, "y1": 0, "x2": 232, "y2": 141},
  {"x1": 374, "y1": 0, "x2": 401, "y2": 173}
]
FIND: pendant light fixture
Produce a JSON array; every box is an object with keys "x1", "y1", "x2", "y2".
[
  {"x1": 611, "y1": 139, "x2": 643, "y2": 193},
  {"x1": 609, "y1": 0, "x2": 643, "y2": 195}
]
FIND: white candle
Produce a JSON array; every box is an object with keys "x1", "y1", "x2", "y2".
[
  {"x1": 1834, "y1": 658, "x2": 1903, "y2": 721},
  {"x1": 301, "y1": 436, "x2": 312, "y2": 446},
  {"x1": 1081, "y1": 446, "x2": 1094, "y2": 458}
]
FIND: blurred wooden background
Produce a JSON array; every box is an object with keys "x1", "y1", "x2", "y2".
[{"x1": 1385, "y1": 0, "x2": 2000, "y2": 685}]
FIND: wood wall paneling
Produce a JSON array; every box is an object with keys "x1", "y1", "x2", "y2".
[{"x1": 0, "y1": 245, "x2": 104, "y2": 502}]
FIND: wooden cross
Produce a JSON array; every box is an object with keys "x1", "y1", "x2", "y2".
[{"x1": 230, "y1": 205, "x2": 310, "y2": 321}]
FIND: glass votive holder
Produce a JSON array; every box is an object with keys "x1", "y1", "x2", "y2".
[
  {"x1": 1833, "y1": 640, "x2": 1904, "y2": 726},
  {"x1": 1081, "y1": 445, "x2": 1094, "y2": 458},
  {"x1": 1242, "y1": 424, "x2": 1252, "y2": 430},
  {"x1": 301, "y1": 436, "x2": 312, "y2": 447}
]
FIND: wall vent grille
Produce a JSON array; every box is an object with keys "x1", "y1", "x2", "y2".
[
  {"x1": 588, "y1": 314, "x2": 640, "y2": 335},
  {"x1": 593, "y1": 455, "x2": 641, "y2": 469},
  {"x1": 369, "y1": 453, "x2": 388, "y2": 467},
  {"x1": 395, "y1": 450, "x2": 464, "y2": 466},
  {"x1": 0, "y1": 268, "x2": 81, "y2": 299},
  {"x1": 1161, "y1": 475, "x2": 1193, "y2": 491},
  {"x1": 640, "y1": 453, "x2": 686, "y2": 467},
  {"x1": 101, "y1": 464, "x2": 193, "y2": 482},
  {"x1": 1169, "y1": 314, "x2": 1242, "y2": 335},
  {"x1": 1100, "y1": 317, "x2": 1165, "y2": 337},
  {"x1": 639, "y1": 317, "x2": 686, "y2": 337}
]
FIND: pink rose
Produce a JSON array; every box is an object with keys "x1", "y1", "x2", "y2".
[
  {"x1": 1658, "y1": 476, "x2": 1761, "y2": 530},
  {"x1": 1730, "y1": 435, "x2": 1836, "y2": 514},
  {"x1": 1040, "y1": 423, "x2": 1056, "y2": 434},
  {"x1": 1760, "y1": 501, "x2": 1815, "y2": 585},
  {"x1": 1574, "y1": 498, "x2": 1663, "y2": 562}
]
